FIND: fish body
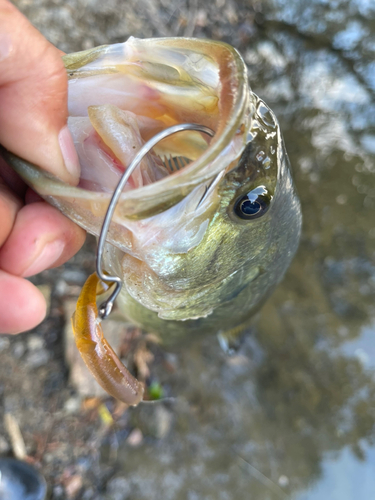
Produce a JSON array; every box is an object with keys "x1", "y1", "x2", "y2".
[{"x1": 6, "y1": 37, "x2": 302, "y2": 341}]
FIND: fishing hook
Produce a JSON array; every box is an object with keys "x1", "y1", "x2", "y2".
[{"x1": 96, "y1": 122, "x2": 215, "y2": 319}]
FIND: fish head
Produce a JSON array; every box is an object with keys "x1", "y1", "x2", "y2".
[
  {"x1": 6, "y1": 37, "x2": 301, "y2": 326},
  {"x1": 115, "y1": 95, "x2": 301, "y2": 322}
]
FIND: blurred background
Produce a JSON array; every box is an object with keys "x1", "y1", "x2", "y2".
[{"x1": 1, "y1": 0, "x2": 375, "y2": 498}]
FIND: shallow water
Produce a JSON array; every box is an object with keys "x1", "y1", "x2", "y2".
[{"x1": 12, "y1": 0, "x2": 375, "y2": 498}]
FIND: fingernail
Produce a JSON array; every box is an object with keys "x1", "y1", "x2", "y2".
[
  {"x1": 58, "y1": 125, "x2": 80, "y2": 182},
  {"x1": 23, "y1": 240, "x2": 65, "y2": 277}
]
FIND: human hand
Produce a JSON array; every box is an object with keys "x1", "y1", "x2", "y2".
[{"x1": 0, "y1": 0, "x2": 85, "y2": 334}]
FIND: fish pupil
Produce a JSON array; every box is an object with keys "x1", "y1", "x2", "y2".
[{"x1": 241, "y1": 199, "x2": 261, "y2": 215}]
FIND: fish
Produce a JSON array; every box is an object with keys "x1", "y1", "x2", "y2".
[{"x1": 4, "y1": 37, "x2": 302, "y2": 404}]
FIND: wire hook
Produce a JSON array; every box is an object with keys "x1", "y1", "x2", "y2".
[{"x1": 96, "y1": 122, "x2": 215, "y2": 319}]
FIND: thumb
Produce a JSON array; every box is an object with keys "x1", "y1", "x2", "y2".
[{"x1": 0, "y1": 0, "x2": 80, "y2": 184}]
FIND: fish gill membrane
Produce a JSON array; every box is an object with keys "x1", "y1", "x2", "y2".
[{"x1": 4, "y1": 37, "x2": 302, "y2": 405}]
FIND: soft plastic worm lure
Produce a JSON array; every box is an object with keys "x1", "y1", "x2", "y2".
[
  {"x1": 72, "y1": 273, "x2": 145, "y2": 406},
  {"x1": 72, "y1": 124, "x2": 215, "y2": 406}
]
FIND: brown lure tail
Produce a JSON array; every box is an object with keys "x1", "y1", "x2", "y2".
[{"x1": 71, "y1": 273, "x2": 144, "y2": 406}]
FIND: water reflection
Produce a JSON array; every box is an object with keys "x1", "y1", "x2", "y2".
[
  {"x1": 112, "y1": 290, "x2": 375, "y2": 499},
  {"x1": 244, "y1": 3, "x2": 375, "y2": 496},
  {"x1": 111, "y1": 1, "x2": 375, "y2": 498}
]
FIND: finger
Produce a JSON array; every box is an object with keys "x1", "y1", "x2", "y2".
[
  {"x1": 0, "y1": 270, "x2": 46, "y2": 334},
  {"x1": 0, "y1": 175, "x2": 22, "y2": 247},
  {"x1": 0, "y1": 201, "x2": 86, "y2": 277},
  {"x1": 0, "y1": 0, "x2": 80, "y2": 184}
]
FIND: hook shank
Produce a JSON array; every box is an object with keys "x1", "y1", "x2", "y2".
[{"x1": 96, "y1": 123, "x2": 215, "y2": 318}]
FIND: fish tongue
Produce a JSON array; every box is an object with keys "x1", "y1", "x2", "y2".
[{"x1": 87, "y1": 104, "x2": 168, "y2": 188}]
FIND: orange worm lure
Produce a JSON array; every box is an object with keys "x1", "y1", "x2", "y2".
[{"x1": 71, "y1": 273, "x2": 144, "y2": 406}]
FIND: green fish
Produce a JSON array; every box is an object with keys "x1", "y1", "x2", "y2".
[{"x1": 5, "y1": 37, "x2": 301, "y2": 404}]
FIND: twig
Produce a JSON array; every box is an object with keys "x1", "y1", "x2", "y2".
[{"x1": 4, "y1": 413, "x2": 26, "y2": 460}]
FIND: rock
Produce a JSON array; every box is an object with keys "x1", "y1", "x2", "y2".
[
  {"x1": 0, "y1": 337, "x2": 10, "y2": 353},
  {"x1": 64, "y1": 397, "x2": 82, "y2": 414},
  {"x1": 126, "y1": 428, "x2": 143, "y2": 447},
  {"x1": 134, "y1": 404, "x2": 173, "y2": 439},
  {"x1": 278, "y1": 475, "x2": 289, "y2": 487},
  {"x1": 81, "y1": 488, "x2": 98, "y2": 500},
  {"x1": 61, "y1": 269, "x2": 87, "y2": 284},
  {"x1": 43, "y1": 453, "x2": 55, "y2": 464},
  {"x1": 12, "y1": 341, "x2": 26, "y2": 359},
  {"x1": 25, "y1": 349, "x2": 50, "y2": 368},
  {"x1": 27, "y1": 335, "x2": 44, "y2": 352},
  {"x1": 64, "y1": 300, "x2": 129, "y2": 399},
  {"x1": 106, "y1": 477, "x2": 131, "y2": 500},
  {"x1": 53, "y1": 485, "x2": 65, "y2": 499},
  {"x1": 55, "y1": 279, "x2": 82, "y2": 297},
  {"x1": 82, "y1": 39, "x2": 95, "y2": 50},
  {"x1": 154, "y1": 405, "x2": 173, "y2": 439},
  {"x1": 55, "y1": 279, "x2": 69, "y2": 297}
]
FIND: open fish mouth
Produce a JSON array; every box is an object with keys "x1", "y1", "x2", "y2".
[
  {"x1": 70, "y1": 104, "x2": 204, "y2": 193},
  {"x1": 7, "y1": 37, "x2": 255, "y2": 246},
  {"x1": 63, "y1": 37, "x2": 254, "y2": 208}
]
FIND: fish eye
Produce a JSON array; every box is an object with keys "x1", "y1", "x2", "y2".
[{"x1": 234, "y1": 186, "x2": 271, "y2": 220}]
